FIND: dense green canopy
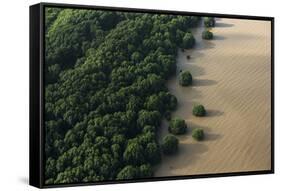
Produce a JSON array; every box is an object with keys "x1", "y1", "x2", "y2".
[
  {"x1": 161, "y1": 135, "x2": 179, "y2": 155},
  {"x1": 116, "y1": 165, "x2": 138, "y2": 180},
  {"x1": 192, "y1": 128, "x2": 205, "y2": 141},
  {"x1": 202, "y1": 30, "x2": 214, "y2": 40},
  {"x1": 204, "y1": 17, "x2": 215, "y2": 27},
  {"x1": 181, "y1": 32, "x2": 196, "y2": 49},
  {"x1": 168, "y1": 118, "x2": 187, "y2": 135},
  {"x1": 192, "y1": 105, "x2": 206, "y2": 116},
  {"x1": 179, "y1": 70, "x2": 193, "y2": 86},
  {"x1": 44, "y1": 7, "x2": 200, "y2": 184}
]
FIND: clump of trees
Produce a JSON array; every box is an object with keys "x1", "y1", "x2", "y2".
[
  {"x1": 181, "y1": 32, "x2": 196, "y2": 49},
  {"x1": 192, "y1": 105, "x2": 206, "y2": 116},
  {"x1": 202, "y1": 30, "x2": 213, "y2": 40},
  {"x1": 116, "y1": 164, "x2": 153, "y2": 180},
  {"x1": 168, "y1": 118, "x2": 187, "y2": 135},
  {"x1": 161, "y1": 135, "x2": 179, "y2": 155},
  {"x1": 204, "y1": 17, "x2": 215, "y2": 27},
  {"x1": 192, "y1": 128, "x2": 204, "y2": 141},
  {"x1": 139, "y1": 164, "x2": 153, "y2": 178},
  {"x1": 179, "y1": 71, "x2": 193, "y2": 86},
  {"x1": 44, "y1": 7, "x2": 200, "y2": 184},
  {"x1": 116, "y1": 165, "x2": 138, "y2": 180}
]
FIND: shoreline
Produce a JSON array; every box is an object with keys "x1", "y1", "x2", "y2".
[{"x1": 155, "y1": 18, "x2": 271, "y2": 177}]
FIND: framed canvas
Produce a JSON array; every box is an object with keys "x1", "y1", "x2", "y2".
[{"x1": 30, "y1": 2, "x2": 274, "y2": 188}]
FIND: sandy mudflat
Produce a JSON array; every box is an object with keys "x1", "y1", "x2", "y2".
[{"x1": 155, "y1": 18, "x2": 271, "y2": 176}]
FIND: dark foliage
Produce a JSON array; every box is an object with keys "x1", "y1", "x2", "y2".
[
  {"x1": 161, "y1": 135, "x2": 179, "y2": 155},
  {"x1": 116, "y1": 165, "x2": 138, "y2": 180},
  {"x1": 44, "y1": 7, "x2": 200, "y2": 184},
  {"x1": 204, "y1": 17, "x2": 215, "y2": 27},
  {"x1": 168, "y1": 118, "x2": 187, "y2": 135},
  {"x1": 181, "y1": 32, "x2": 196, "y2": 49},
  {"x1": 202, "y1": 30, "x2": 214, "y2": 40},
  {"x1": 192, "y1": 128, "x2": 204, "y2": 141},
  {"x1": 192, "y1": 104, "x2": 206, "y2": 116},
  {"x1": 179, "y1": 70, "x2": 193, "y2": 86}
]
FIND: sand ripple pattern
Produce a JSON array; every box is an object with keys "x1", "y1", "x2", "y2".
[{"x1": 155, "y1": 18, "x2": 271, "y2": 176}]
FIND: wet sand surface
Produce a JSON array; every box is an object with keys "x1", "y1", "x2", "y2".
[{"x1": 155, "y1": 18, "x2": 271, "y2": 176}]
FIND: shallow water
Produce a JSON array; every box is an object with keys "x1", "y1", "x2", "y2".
[{"x1": 155, "y1": 18, "x2": 271, "y2": 176}]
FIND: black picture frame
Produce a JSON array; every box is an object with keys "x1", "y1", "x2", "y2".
[{"x1": 30, "y1": 2, "x2": 275, "y2": 188}]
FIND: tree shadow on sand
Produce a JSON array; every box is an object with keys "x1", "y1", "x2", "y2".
[
  {"x1": 204, "y1": 132, "x2": 222, "y2": 142},
  {"x1": 193, "y1": 79, "x2": 217, "y2": 87},
  {"x1": 213, "y1": 35, "x2": 226, "y2": 41},
  {"x1": 187, "y1": 121, "x2": 223, "y2": 142},
  {"x1": 166, "y1": 143, "x2": 209, "y2": 172},
  {"x1": 188, "y1": 122, "x2": 210, "y2": 131},
  {"x1": 206, "y1": 109, "x2": 224, "y2": 117},
  {"x1": 193, "y1": 40, "x2": 216, "y2": 51},
  {"x1": 178, "y1": 63, "x2": 206, "y2": 78},
  {"x1": 216, "y1": 22, "x2": 234, "y2": 28}
]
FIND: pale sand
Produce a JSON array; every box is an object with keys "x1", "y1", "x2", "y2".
[{"x1": 155, "y1": 18, "x2": 272, "y2": 176}]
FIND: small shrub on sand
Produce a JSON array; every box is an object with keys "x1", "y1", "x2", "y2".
[
  {"x1": 192, "y1": 104, "x2": 206, "y2": 116},
  {"x1": 168, "y1": 118, "x2": 187, "y2": 135},
  {"x1": 192, "y1": 128, "x2": 204, "y2": 141},
  {"x1": 204, "y1": 17, "x2": 215, "y2": 27},
  {"x1": 179, "y1": 71, "x2": 192, "y2": 86},
  {"x1": 202, "y1": 30, "x2": 213, "y2": 40}
]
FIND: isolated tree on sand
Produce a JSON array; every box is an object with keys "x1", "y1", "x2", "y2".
[
  {"x1": 168, "y1": 118, "x2": 187, "y2": 135},
  {"x1": 192, "y1": 104, "x2": 206, "y2": 117},
  {"x1": 204, "y1": 17, "x2": 215, "y2": 27},
  {"x1": 179, "y1": 71, "x2": 193, "y2": 86},
  {"x1": 192, "y1": 128, "x2": 204, "y2": 141},
  {"x1": 202, "y1": 30, "x2": 214, "y2": 40}
]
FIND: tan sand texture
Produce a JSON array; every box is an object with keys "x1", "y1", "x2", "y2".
[{"x1": 155, "y1": 18, "x2": 272, "y2": 176}]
